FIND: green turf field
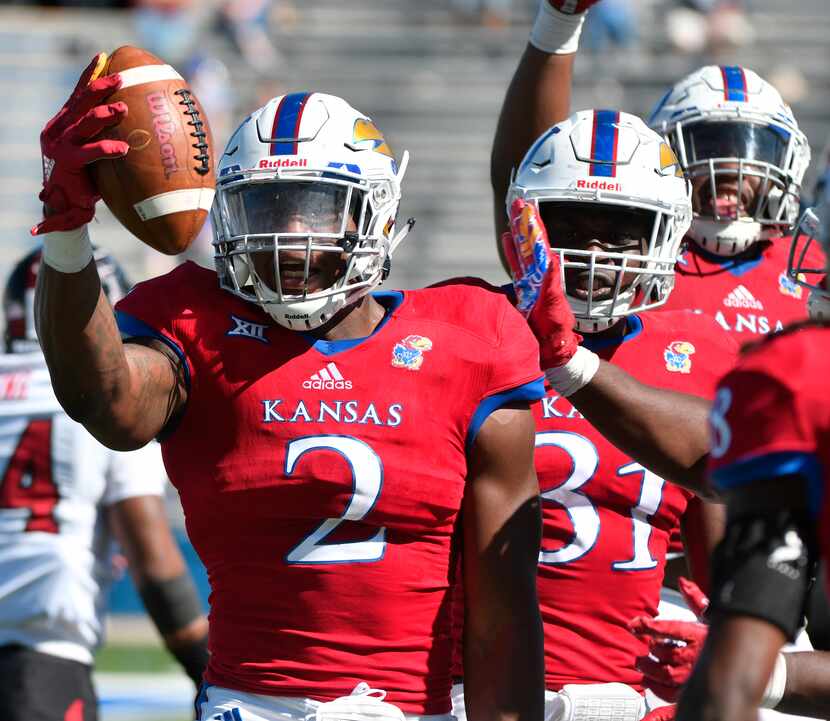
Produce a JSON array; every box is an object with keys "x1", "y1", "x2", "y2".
[{"x1": 97, "y1": 643, "x2": 178, "y2": 673}]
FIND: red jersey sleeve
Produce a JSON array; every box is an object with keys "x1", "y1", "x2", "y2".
[
  {"x1": 708, "y1": 341, "x2": 822, "y2": 499},
  {"x1": 114, "y1": 264, "x2": 198, "y2": 392},
  {"x1": 465, "y1": 296, "x2": 544, "y2": 450}
]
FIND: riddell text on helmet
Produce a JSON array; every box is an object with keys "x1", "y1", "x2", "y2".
[
  {"x1": 146, "y1": 91, "x2": 180, "y2": 178},
  {"x1": 259, "y1": 158, "x2": 309, "y2": 169},
  {"x1": 576, "y1": 179, "x2": 622, "y2": 191}
]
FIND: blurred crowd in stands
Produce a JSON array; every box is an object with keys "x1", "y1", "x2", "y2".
[{"x1": 2, "y1": 0, "x2": 755, "y2": 58}]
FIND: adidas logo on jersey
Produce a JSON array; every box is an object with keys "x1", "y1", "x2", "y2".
[
  {"x1": 723, "y1": 285, "x2": 764, "y2": 310},
  {"x1": 303, "y1": 362, "x2": 353, "y2": 390}
]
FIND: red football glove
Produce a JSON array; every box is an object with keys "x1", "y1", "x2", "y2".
[
  {"x1": 641, "y1": 705, "x2": 676, "y2": 721},
  {"x1": 629, "y1": 578, "x2": 710, "y2": 702},
  {"x1": 546, "y1": 0, "x2": 602, "y2": 14},
  {"x1": 32, "y1": 53, "x2": 129, "y2": 236},
  {"x1": 501, "y1": 198, "x2": 581, "y2": 369}
]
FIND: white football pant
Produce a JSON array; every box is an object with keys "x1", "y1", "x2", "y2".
[{"x1": 197, "y1": 683, "x2": 454, "y2": 721}]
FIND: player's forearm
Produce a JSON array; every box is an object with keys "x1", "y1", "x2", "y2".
[
  {"x1": 464, "y1": 603, "x2": 545, "y2": 721},
  {"x1": 568, "y1": 361, "x2": 718, "y2": 500},
  {"x1": 491, "y1": 47, "x2": 575, "y2": 254},
  {"x1": 775, "y1": 651, "x2": 830, "y2": 717},
  {"x1": 677, "y1": 615, "x2": 785, "y2": 721},
  {"x1": 35, "y1": 258, "x2": 135, "y2": 439},
  {"x1": 463, "y1": 498, "x2": 545, "y2": 721}
]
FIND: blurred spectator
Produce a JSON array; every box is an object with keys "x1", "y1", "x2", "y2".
[
  {"x1": 133, "y1": 0, "x2": 198, "y2": 66},
  {"x1": 666, "y1": 0, "x2": 754, "y2": 55},
  {"x1": 218, "y1": 0, "x2": 284, "y2": 74},
  {"x1": 450, "y1": 0, "x2": 512, "y2": 29},
  {"x1": 582, "y1": 0, "x2": 639, "y2": 53}
]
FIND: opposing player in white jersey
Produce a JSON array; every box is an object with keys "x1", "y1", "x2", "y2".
[{"x1": 0, "y1": 248, "x2": 209, "y2": 721}]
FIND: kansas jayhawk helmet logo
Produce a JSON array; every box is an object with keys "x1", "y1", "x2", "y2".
[
  {"x1": 664, "y1": 340, "x2": 696, "y2": 374},
  {"x1": 391, "y1": 335, "x2": 433, "y2": 371},
  {"x1": 352, "y1": 118, "x2": 394, "y2": 158}
]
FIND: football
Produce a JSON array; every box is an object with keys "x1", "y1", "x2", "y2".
[{"x1": 89, "y1": 46, "x2": 215, "y2": 255}]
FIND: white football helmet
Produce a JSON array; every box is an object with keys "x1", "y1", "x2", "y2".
[
  {"x1": 649, "y1": 65, "x2": 810, "y2": 256},
  {"x1": 508, "y1": 109, "x2": 692, "y2": 333},
  {"x1": 789, "y1": 201, "x2": 830, "y2": 322},
  {"x1": 212, "y1": 92, "x2": 412, "y2": 330}
]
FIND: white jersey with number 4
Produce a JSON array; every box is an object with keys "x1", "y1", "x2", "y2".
[{"x1": 0, "y1": 352, "x2": 166, "y2": 664}]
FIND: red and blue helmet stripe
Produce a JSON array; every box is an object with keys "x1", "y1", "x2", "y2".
[
  {"x1": 720, "y1": 66, "x2": 748, "y2": 102},
  {"x1": 589, "y1": 109, "x2": 620, "y2": 178},
  {"x1": 269, "y1": 92, "x2": 311, "y2": 155}
]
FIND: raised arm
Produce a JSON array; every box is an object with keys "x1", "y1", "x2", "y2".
[
  {"x1": 32, "y1": 54, "x2": 186, "y2": 450},
  {"x1": 36, "y1": 261, "x2": 185, "y2": 450},
  {"x1": 463, "y1": 404, "x2": 544, "y2": 721},
  {"x1": 491, "y1": 1, "x2": 598, "y2": 255}
]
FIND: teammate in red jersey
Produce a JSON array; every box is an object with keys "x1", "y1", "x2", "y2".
[
  {"x1": 651, "y1": 65, "x2": 823, "y2": 338},
  {"x1": 464, "y1": 101, "x2": 737, "y2": 718},
  {"x1": 627, "y1": 205, "x2": 830, "y2": 721},
  {"x1": 675, "y1": 312, "x2": 830, "y2": 721},
  {"x1": 494, "y1": 3, "x2": 822, "y2": 339},
  {"x1": 32, "y1": 61, "x2": 546, "y2": 721}
]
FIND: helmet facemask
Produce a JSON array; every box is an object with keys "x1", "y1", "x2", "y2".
[
  {"x1": 537, "y1": 200, "x2": 681, "y2": 332},
  {"x1": 666, "y1": 118, "x2": 806, "y2": 256},
  {"x1": 213, "y1": 162, "x2": 408, "y2": 330},
  {"x1": 788, "y1": 206, "x2": 830, "y2": 321}
]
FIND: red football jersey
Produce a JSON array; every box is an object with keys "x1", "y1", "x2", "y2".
[
  {"x1": 114, "y1": 263, "x2": 544, "y2": 714},
  {"x1": 708, "y1": 324, "x2": 830, "y2": 590},
  {"x1": 663, "y1": 238, "x2": 823, "y2": 338},
  {"x1": 535, "y1": 311, "x2": 737, "y2": 691}
]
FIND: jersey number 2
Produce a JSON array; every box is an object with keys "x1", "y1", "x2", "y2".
[
  {"x1": 284, "y1": 435, "x2": 386, "y2": 564},
  {"x1": 0, "y1": 419, "x2": 59, "y2": 533}
]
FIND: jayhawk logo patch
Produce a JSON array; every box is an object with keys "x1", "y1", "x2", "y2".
[
  {"x1": 392, "y1": 335, "x2": 433, "y2": 371},
  {"x1": 778, "y1": 271, "x2": 804, "y2": 299},
  {"x1": 664, "y1": 340, "x2": 696, "y2": 374}
]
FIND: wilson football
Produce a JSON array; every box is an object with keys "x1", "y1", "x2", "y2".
[{"x1": 89, "y1": 46, "x2": 215, "y2": 255}]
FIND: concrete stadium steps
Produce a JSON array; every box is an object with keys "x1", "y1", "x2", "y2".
[{"x1": 0, "y1": 2, "x2": 828, "y2": 290}]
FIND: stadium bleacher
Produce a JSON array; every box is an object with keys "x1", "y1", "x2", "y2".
[{"x1": 1, "y1": 1, "x2": 828, "y2": 292}]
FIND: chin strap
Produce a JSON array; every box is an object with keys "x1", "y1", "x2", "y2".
[{"x1": 388, "y1": 217, "x2": 416, "y2": 257}]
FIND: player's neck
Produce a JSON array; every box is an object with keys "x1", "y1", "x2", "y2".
[{"x1": 310, "y1": 295, "x2": 388, "y2": 342}]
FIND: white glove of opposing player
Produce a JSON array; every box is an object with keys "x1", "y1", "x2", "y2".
[{"x1": 315, "y1": 683, "x2": 406, "y2": 721}]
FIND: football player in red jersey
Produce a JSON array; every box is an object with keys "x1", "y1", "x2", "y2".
[
  {"x1": 493, "y1": 2, "x2": 824, "y2": 341},
  {"x1": 674, "y1": 204, "x2": 830, "y2": 721},
  {"x1": 449, "y1": 2, "x2": 748, "y2": 719},
  {"x1": 626, "y1": 206, "x2": 830, "y2": 721},
  {"x1": 32, "y1": 58, "x2": 546, "y2": 721},
  {"x1": 652, "y1": 65, "x2": 824, "y2": 338},
  {"x1": 455, "y1": 104, "x2": 737, "y2": 721}
]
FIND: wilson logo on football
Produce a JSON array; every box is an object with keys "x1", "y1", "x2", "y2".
[
  {"x1": 303, "y1": 362, "x2": 353, "y2": 390},
  {"x1": 146, "y1": 91, "x2": 180, "y2": 178}
]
